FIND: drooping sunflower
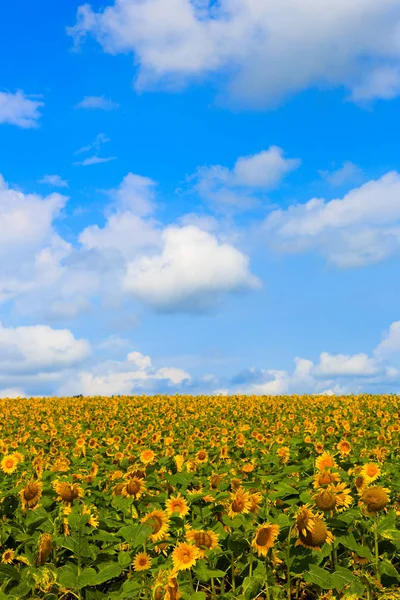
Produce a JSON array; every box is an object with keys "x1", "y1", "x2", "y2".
[
  {"x1": 1, "y1": 454, "x2": 18, "y2": 474},
  {"x1": 295, "y1": 505, "x2": 316, "y2": 537},
  {"x1": 313, "y1": 489, "x2": 337, "y2": 513},
  {"x1": 121, "y1": 476, "x2": 146, "y2": 500},
  {"x1": 133, "y1": 552, "x2": 152, "y2": 571},
  {"x1": 19, "y1": 480, "x2": 42, "y2": 511},
  {"x1": 315, "y1": 452, "x2": 337, "y2": 471},
  {"x1": 196, "y1": 449, "x2": 208, "y2": 464},
  {"x1": 227, "y1": 487, "x2": 252, "y2": 519},
  {"x1": 53, "y1": 481, "x2": 84, "y2": 505},
  {"x1": 141, "y1": 509, "x2": 170, "y2": 542},
  {"x1": 172, "y1": 542, "x2": 200, "y2": 571},
  {"x1": 251, "y1": 523, "x2": 280, "y2": 557},
  {"x1": 165, "y1": 494, "x2": 190, "y2": 517},
  {"x1": 296, "y1": 517, "x2": 334, "y2": 551},
  {"x1": 360, "y1": 486, "x2": 390, "y2": 514},
  {"x1": 37, "y1": 533, "x2": 52, "y2": 566},
  {"x1": 186, "y1": 528, "x2": 219, "y2": 558}
]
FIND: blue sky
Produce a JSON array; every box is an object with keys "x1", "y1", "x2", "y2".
[{"x1": 1, "y1": 0, "x2": 400, "y2": 397}]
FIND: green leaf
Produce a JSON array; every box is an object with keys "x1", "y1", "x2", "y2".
[
  {"x1": 194, "y1": 559, "x2": 225, "y2": 582},
  {"x1": 337, "y1": 534, "x2": 373, "y2": 559},
  {"x1": 379, "y1": 559, "x2": 400, "y2": 581},
  {"x1": 300, "y1": 492, "x2": 313, "y2": 504},
  {"x1": 303, "y1": 565, "x2": 333, "y2": 590},
  {"x1": 118, "y1": 523, "x2": 152, "y2": 547},
  {"x1": 379, "y1": 529, "x2": 400, "y2": 542},
  {"x1": 118, "y1": 551, "x2": 132, "y2": 568},
  {"x1": 77, "y1": 567, "x2": 97, "y2": 589},
  {"x1": 92, "y1": 563, "x2": 122, "y2": 585},
  {"x1": 0, "y1": 564, "x2": 21, "y2": 581},
  {"x1": 242, "y1": 575, "x2": 264, "y2": 600},
  {"x1": 331, "y1": 567, "x2": 356, "y2": 591},
  {"x1": 189, "y1": 594, "x2": 207, "y2": 600}
]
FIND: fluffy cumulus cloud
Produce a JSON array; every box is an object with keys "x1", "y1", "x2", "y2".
[
  {"x1": 39, "y1": 175, "x2": 69, "y2": 188},
  {"x1": 193, "y1": 147, "x2": 300, "y2": 210},
  {"x1": 0, "y1": 90, "x2": 43, "y2": 127},
  {"x1": 230, "y1": 322, "x2": 400, "y2": 396},
  {"x1": 69, "y1": 0, "x2": 400, "y2": 107},
  {"x1": 123, "y1": 225, "x2": 261, "y2": 312},
  {"x1": 58, "y1": 350, "x2": 191, "y2": 396},
  {"x1": 264, "y1": 172, "x2": 400, "y2": 267}
]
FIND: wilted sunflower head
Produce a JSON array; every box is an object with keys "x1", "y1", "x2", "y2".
[
  {"x1": 361, "y1": 486, "x2": 390, "y2": 514},
  {"x1": 296, "y1": 505, "x2": 316, "y2": 536},
  {"x1": 20, "y1": 480, "x2": 42, "y2": 511},
  {"x1": 296, "y1": 518, "x2": 334, "y2": 551},
  {"x1": 314, "y1": 490, "x2": 337, "y2": 512},
  {"x1": 37, "y1": 533, "x2": 52, "y2": 566}
]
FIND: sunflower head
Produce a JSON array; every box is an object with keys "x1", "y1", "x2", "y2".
[
  {"x1": 37, "y1": 533, "x2": 52, "y2": 566},
  {"x1": 314, "y1": 490, "x2": 337, "y2": 512},
  {"x1": 20, "y1": 480, "x2": 42, "y2": 511},
  {"x1": 296, "y1": 517, "x2": 334, "y2": 551},
  {"x1": 172, "y1": 542, "x2": 200, "y2": 571},
  {"x1": 133, "y1": 552, "x2": 151, "y2": 571},
  {"x1": 361, "y1": 486, "x2": 390, "y2": 513},
  {"x1": 296, "y1": 505, "x2": 316, "y2": 536},
  {"x1": 252, "y1": 523, "x2": 280, "y2": 557}
]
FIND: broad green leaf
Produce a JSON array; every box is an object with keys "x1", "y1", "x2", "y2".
[
  {"x1": 92, "y1": 563, "x2": 122, "y2": 585},
  {"x1": 303, "y1": 565, "x2": 333, "y2": 590},
  {"x1": 332, "y1": 566, "x2": 357, "y2": 590}
]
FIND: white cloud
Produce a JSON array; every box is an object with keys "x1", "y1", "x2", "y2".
[
  {"x1": 0, "y1": 322, "x2": 90, "y2": 374},
  {"x1": 110, "y1": 172, "x2": 156, "y2": 216},
  {"x1": 0, "y1": 387, "x2": 26, "y2": 399},
  {"x1": 59, "y1": 350, "x2": 190, "y2": 395},
  {"x1": 0, "y1": 90, "x2": 43, "y2": 128},
  {"x1": 314, "y1": 352, "x2": 380, "y2": 377},
  {"x1": 374, "y1": 321, "x2": 400, "y2": 358},
  {"x1": 75, "y1": 95, "x2": 119, "y2": 110},
  {"x1": 319, "y1": 161, "x2": 362, "y2": 187},
  {"x1": 74, "y1": 156, "x2": 116, "y2": 166},
  {"x1": 75, "y1": 133, "x2": 109, "y2": 155},
  {"x1": 68, "y1": 0, "x2": 400, "y2": 107},
  {"x1": 39, "y1": 174, "x2": 69, "y2": 188},
  {"x1": 264, "y1": 172, "x2": 400, "y2": 267},
  {"x1": 123, "y1": 225, "x2": 261, "y2": 312},
  {"x1": 192, "y1": 147, "x2": 300, "y2": 210}
]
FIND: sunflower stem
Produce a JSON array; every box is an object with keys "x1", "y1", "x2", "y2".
[
  {"x1": 231, "y1": 552, "x2": 236, "y2": 591},
  {"x1": 249, "y1": 548, "x2": 254, "y2": 577},
  {"x1": 373, "y1": 515, "x2": 380, "y2": 584},
  {"x1": 286, "y1": 524, "x2": 293, "y2": 600},
  {"x1": 188, "y1": 569, "x2": 195, "y2": 594}
]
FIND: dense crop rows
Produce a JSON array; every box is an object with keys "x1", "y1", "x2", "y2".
[{"x1": 0, "y1": 394, "x2": 399, "y2": 599}]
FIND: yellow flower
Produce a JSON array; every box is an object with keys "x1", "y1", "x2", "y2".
[
  {"x1": 186, "y1": 528, "x2": 219, "y2": 557},
  {"x1": 296, "y1": 518, "x2": 334, "y2": 551},
  {"x1": 1, "y1": 454, "x2": 18, "y2": 474},
  {"x1": 315, "y1": 452, "x2": 336, "y2": 471},
  {"x1": 37, "y1": 533, "x2": 52, "y2": 566},
  {"x1": 141, "y1": 509, "x2": 169, "y2": 542},
  {"x1": 121, "y1": 476, "x2": 146, "y2": 499},
  {"x1": 53, "y1": 481, "x2": 84, "y2": 505},
  {"x1": 227, "y1": 487, "x2": 252, "y2": 519},
  {"x1": 252, "y1": 523, "x2": 280, "y2": 557},
  {"x1": 140, "y1": 449, "x2": 156, "y2": 465},
  {"x1": 172, "y1": 542, "x2": 200, "y2": 571},
  {"x1": 360, "y1": 486, "x2": 390, "y2": 514},
  {"x1": 20, "y1": 480, "x2": 42, "y2": 511},
  {"x1": 165, "y1": 494, "x2": 190, "y2": 517},
  {"x1": 1, "y1": 549, "x2": 15, "y2": 564},
  {"x1": 133, "y1": 552, "x2": 151, "y2": 571},
  {"x1": 360, "y1": 463, "x2": 381, "y2": 483}
]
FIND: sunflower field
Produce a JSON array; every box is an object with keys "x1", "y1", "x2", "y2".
[{"x1": 0, "y1": 394, "x2": 399, "y2": 600}]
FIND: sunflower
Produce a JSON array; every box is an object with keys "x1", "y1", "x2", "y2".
[
  {"x1": 277, "y1": 446, "x2": 290, "y2": 463},
  {"x1": 227, "y1": 487, "x2": 252, "y2": 519},
  {"x1": 140, "y1": 449, "x2": 156, "y2": 465},
  {"x1": 133, "y1": 552, "x2": 152, "y2": 571},
  {"x1": 296, "y1": 518, "x2": 334, "y2": 551},
  {"x1": 315, "y1": 452, "x2": 336, "y2": 471},
  {"x1": 313, "y1": 469, "x2": 340, "y2": 488},
  {"x1": 20, "y1": 480, "x2": 42, "y2": 511},
  {"x1": 249, "y1": 491, "x2": 263, "y2": 514},
  {"x1": 251, "y1": 523, "x2": 280, "y2": 557},
  {"x1": 1, "y1": 454, "x2": 18, "y2": 474},
  {"x1": 1, "y1": 549, "x2": 15, "y2": 564},
  {"x1": 121, "y1": 476, "x2": 146, "y2": 499},
  {"x1": 360, "y1": 463, "x2": 381, "y2": 483},
  {"x1": 53, "y1": 481, "x2": 84, "y2": 505},
  {"x1": 186, "y1": 528, "x2": 219, "y2": 557},
  {"x1": 313, "y1": 489, "x2": 337, "y2": 513},
  {"x1": 165, "y1": 494, "x2": 190, "y2": 517},
  {"x1": 172, "y1": 542, "x2": 200, "y2": 571},
  {"x1": 37, "y1": 533, "x2": 52, "y2": 566},
  {"x1": 141, "y1": 509, "x2": 170, "y2": 542},
  {"x1": 295, "y1": 505, "x2": 316, "y2": 537},
  {"x1": 196, "y1": 449, "x2": 208, "y2": 464},
  {"x1": 337, "y1": 440, "x2": 351, "y2": 456},
  {"x1": 360, "y1": 486, "x2": 390, "y2": 514}
]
